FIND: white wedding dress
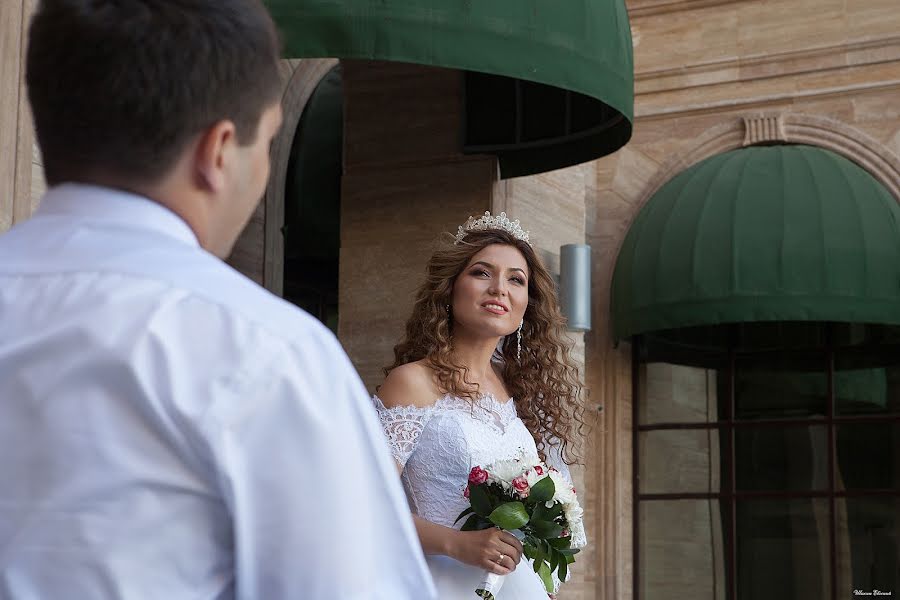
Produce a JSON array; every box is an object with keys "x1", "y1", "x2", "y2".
[{"x1": 373, "y1": 393, "x2": 584, "y2": 599}]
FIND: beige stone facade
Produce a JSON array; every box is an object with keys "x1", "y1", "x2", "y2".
[
  {"x1": 588, "y1": 2, "x2": 899, "y2": 596},
  {"x1": 3, "y1": 1, "x2": 899, "y2": 599}
]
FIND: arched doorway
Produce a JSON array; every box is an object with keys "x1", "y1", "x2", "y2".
[{"x1": 281, "y1": 65, "x2": 342, "y2": 331}]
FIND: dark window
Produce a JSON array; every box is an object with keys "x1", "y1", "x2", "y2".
[{"x1": 634, "y1": 323, "x2": 900, "y2": 600}]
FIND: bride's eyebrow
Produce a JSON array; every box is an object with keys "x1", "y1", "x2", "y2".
[
  {"x1": 470, "y1": 261, "x2": 527, "y2": 278},
  {"x1": 469, "y1": 261, "x2": 495, "y2": 270}
]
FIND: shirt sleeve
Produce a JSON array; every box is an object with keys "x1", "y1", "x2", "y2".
[
  {"x1": 371, "y1": 396, "x2": 433, "y2": 469},
  {"x1": 200, "y1": 325, "x2": 436, "y2": 600}
]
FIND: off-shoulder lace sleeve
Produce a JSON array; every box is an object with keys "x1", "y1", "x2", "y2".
[{"x1": 372, "y1": 395, "x2": 434, "y2": 469}]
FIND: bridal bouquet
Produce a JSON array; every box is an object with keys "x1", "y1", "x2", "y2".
[{"x1": 455, "y1": 452, "x2": 585, "y2": 599}]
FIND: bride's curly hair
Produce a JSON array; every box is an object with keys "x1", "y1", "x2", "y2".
[{"x1": 384, "y1": 228, "x2": 586, "y2": 464}]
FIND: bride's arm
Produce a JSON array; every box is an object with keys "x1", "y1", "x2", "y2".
[
  {"x1": 389, "y1": 460, "x2": 522, "y2": 574},
  {"x1": 411, "y1": 513, "x2": 522, "y2": 575}
]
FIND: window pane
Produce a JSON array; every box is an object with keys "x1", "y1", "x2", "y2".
[
  {"x1": 737, "y1": 499, "x2": 831, "y2": 599},
  {"x1": 836, "y1": 423, "x2": 900, "y2": 491},
  {"x1": 736, "y1": 425, "x2": 828, "y2": 491},
  {"x1": 639, "y1": 500, "x2": 727, "y2": 600},
  {"x1": 639, "y1": 429, "x2": 721, "y2": 494},
  {"x1": 641, "y1": 363, "x2": 719, "y2": 425},
  {"x1": 731, "y1": 363, "x2": 827, "y2": 420},
  {"x1": 835, "y1": 367, "x2": 900, "y2": 416},
  {"x1": 836, "y1": 497, "x2": 899, "y2": 594}
]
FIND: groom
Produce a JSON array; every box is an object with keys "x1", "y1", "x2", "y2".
[{"x1": 0, "y1": 1, "x2": 434, "y2": 598}]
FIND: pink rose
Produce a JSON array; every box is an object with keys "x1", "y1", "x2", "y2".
[
  {"x1": 533, "y1": 465, "x2": 544, "y2": 475},
  {"x1": 464, "y1": 485, "x2": 470, "y2": 499},
  {"x1": 468, "y1": 466, "x2": 489, "y2": 485},
  {"x1": 561, "y1": 528, "x2": 570, "y2": 537},
  {"x1": 512, "y1": 475, "x2": 530, "y2": 497}
]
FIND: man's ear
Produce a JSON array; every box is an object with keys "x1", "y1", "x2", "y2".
[{"x1": 194, "y1": 120, "x2": 236, "y2": 193}]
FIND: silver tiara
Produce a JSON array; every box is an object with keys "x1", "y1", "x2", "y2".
[{"x1": 454, "y1": 211, "x2": 531, "y2": 246}]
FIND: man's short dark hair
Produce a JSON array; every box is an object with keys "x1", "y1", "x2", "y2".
[{"x1": 26, "y1": 0, "x2": 282, "y2": 186}]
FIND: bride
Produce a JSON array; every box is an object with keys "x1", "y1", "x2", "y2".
[{"x1": 373, "y1": 213, "x2": 585, "y2": 599}]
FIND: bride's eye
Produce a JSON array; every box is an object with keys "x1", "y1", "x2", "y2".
[{"x1": 471, "y1": 268, "x2": 490, "y2": 277}]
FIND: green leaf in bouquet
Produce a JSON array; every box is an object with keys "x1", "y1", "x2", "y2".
[
  {"x1": 537, "y1": 561, "x2": 554, "y2": 593},
  {"x1": 523, "y1": 536, "x2": 541, "y2": 561},
  {"x1": 547, "y1": 536, "x2": 572, "y2": 549},
  {"x1": 548, "y1": 546, "x2": 559, "y2": 572},
  {"x1": 529, "y1": 501, "x2": 548, "y2": 523},
  {"x1": 488, "y1": 502, "x2": 529, "y2": 530},
  {"x1": 542, "y1": 539, "x2": 557, "y2": 572},
  {"x1": 530, "y1": 544, "x2": 546, "y2": 567},
  {"x1": 558, "y1": 547, "x2": 580, "y2": 556},
  {"x1": 469, "y1": 484, "x2": 492, "y2": 518},
  {"x1": 545, "y1": 502, "x2": 564, "y2": 520},
  {"x1": 529, "y1": 476, "x2": 555, "y2": 504},
  {"x1": 530, "y1": 519, "x2": 564, "y2": 539},
  {"x1": 454, "y1": 507, "x2": 474, "y2": 525},
  {"x1": 558, "y1": 555, "x2": 568, "y2": 583}
]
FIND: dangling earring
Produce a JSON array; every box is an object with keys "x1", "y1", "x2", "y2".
[
  {"x1": 517, "y1": 319, "x2": 524, "y2": 363},
  {"x1": 445, "y1": 304, "x2": 451, "y2": 317}
]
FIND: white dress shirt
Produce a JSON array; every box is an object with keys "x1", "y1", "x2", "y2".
[{"x1": 0, "y1": 184, "x2": 436, "y2": 600}]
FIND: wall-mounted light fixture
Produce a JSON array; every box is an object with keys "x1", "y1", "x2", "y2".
[{"x1": 559, "y1": 244, "x2": 591, "y2": 332}]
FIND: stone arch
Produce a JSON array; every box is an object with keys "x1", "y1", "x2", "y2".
[
  {"x1": 262, "y1": 58, "x2": 339, "y2": 293},
  {"x1": 637, "y1": 112, "x2": 900, "y2": 217},
  {"x1": 596, "y1": 113, "x2": 900, "y2": 338}
]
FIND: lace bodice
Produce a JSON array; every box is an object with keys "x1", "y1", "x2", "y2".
[{"x1": 373, "y1": 394, "x2": 578, "y2": 535}]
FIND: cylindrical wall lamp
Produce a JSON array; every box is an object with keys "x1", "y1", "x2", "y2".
[{"x1": 559, "y1": 244, "x2": 592, "y2": 331}]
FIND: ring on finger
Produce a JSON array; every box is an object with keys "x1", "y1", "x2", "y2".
[{"x1": 497, "y1": 553, "x2": 506, "y2": 564}]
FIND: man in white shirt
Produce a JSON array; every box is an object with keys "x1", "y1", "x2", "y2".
[{"x1": 0, "y1": 1, "x2": 435, "y2": 599}]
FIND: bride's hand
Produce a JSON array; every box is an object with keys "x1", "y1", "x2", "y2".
[{"x1": 447, "y1": 527, "x2": 524, "y2": 575}]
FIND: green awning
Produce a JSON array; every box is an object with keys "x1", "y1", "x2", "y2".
[
  {"x1": 265, "y1": 0, "x2": 633, "y2": 177},
  {"x1": 611, "y1": 145, "x2": 900, "y2": 341}
]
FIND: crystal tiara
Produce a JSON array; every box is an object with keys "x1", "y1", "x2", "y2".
[{"x1": 454, "y1": 211, "x2": 531, "y2": 246}]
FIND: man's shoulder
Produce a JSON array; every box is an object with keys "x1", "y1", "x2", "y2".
[
  {"x1": 0, "y1": 205, "x2": 338, "y2": 351},
  {"x1": 144, "y1": 247, "x2": 332, "y2": 347}
]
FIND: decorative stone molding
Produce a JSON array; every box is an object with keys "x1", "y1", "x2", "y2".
[
  {"x1": 636, "y1": 112, "x2": 900, "y2": 217},
  {"x1": 263, "y1": 58, "x2": 340, "y2": 294},
  {"x1": 628, "y1": 0, "x2": 747, "y2": 18},
  {"x1": 742, "y1": 114, "x2": 786, "y2": 146}
]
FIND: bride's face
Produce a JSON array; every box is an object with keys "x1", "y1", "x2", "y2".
[{"x1": 450, "y1": 243, "x2": 530, "y2": 339}]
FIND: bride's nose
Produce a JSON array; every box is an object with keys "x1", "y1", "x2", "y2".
[{"x1": 488, "y1": 279, "x2": 508, "y2": 296}]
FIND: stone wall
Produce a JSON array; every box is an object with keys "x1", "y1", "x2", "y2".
[
  {"x1": 586, "y1": 1, "x2": 900, "y2": 599},
  {"x1": 0, "y1": 0, "x2": 39, "y2": 232},
  {"x1": 339, "y1": 60, "x2": 495, "y2": 390}
]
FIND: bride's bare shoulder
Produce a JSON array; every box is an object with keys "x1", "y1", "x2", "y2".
[{"x1": 377, "y1": 360, "x2": 441, "y2": 409}]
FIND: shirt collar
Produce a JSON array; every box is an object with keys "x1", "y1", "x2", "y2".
[{"x1": 35, "y1": 183, "x2": 200, "y2": 248}]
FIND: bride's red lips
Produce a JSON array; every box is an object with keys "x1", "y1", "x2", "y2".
[{"x1": 481, "y1": 301, "x2": 509, "y2": 313}]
